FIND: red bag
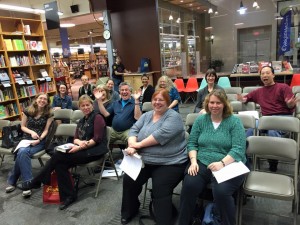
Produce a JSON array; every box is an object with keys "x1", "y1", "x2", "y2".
[{"x1": 43, "y1": 171, "x2": 61, "y2": 204}]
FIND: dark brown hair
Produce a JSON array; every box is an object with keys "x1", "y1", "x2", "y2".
[{"x1": 205, "y1": 68, "x2": 218, "y2": 82}]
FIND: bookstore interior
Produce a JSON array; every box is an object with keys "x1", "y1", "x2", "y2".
[{"x1": 0, "y1": 0, "x2": 300, "y2": 120}]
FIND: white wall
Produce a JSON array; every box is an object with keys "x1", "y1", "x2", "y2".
[{"x1": 211, "y1": 0, "x2": 277, "y2": 71}]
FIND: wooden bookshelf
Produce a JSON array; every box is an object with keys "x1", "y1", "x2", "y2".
[{"x1": 0, "y1": 14, "x2": 56, "y2": 120}]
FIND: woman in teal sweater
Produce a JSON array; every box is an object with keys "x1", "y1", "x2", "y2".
[{"x1": 178, "y1": 89, "x2": 246, "y2": 225}]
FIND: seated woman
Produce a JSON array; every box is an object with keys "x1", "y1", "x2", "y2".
[
  {"x1": 139, "y1": 74, "x2": 155, "y2": 107},
  {"x1": 21, "y1": 95, "x2": 109, "y2": 210},
  {"x1": 155, "y1": 75, "x2": 181, "y2": 112},
  {"x1": 93, "y1": 84, "x2": 113, "y2": 126},
  {"x1": 6, "y1": 93, "x2": 53, "y2": 198},
  {"x1": 194, "y1": 68, "x2": 224, "y2": 113},
  {"x1": 178, "y1": 89, "x2": 246, "y2": 225},
  {"x1": 52, "y1": 83, "x2": 72, "y2": 110},
  {"x1": 121, "y1": 89, "x2": 188, "y2": 225},
  {"x1": 106, "y1": 78, "x2": 120, "y2": 102}
]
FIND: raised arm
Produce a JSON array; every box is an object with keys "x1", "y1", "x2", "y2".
[{"x1": 93, "y1": 89, "x2": 111, "y2": 117}]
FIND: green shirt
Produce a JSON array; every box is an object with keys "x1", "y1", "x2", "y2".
[{"x1": 188, "y1": 114, "x2": 246, "y2": 166}]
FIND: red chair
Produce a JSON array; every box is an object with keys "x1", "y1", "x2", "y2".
[
  {"x1": 183, "y1": 77, "x2": 199, "y2": 103},
  {"x1": 290, "y1": 74, "x2": 300, "y2": 87},
  {"x1": 174, "y1": 78, "x2": 185, "y2": 92}
]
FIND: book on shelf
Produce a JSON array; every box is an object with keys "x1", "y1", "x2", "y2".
[
  {"x1": 29, "y1": 41, "x2": 37, "y2": 50},
  {"x1": 40, "y1": 69, "x2": 49, "y2": 77},
  {"x1": 0, "y1": 105, "x2": 6, "y2": 118},
  {"x1": 0, "y1": 89, "x2": 4, "y2": 101},
  {"x1": 0, "y1": 55, "x2": 6, "y2": 67},
  {"x1": 3, "y1": 39, "x2": 13, "y2": 51},
  {"x1": 3, "y1": 88, "x2": 13, "y2": 100},
  {"x1": 5, "y1": 103, "x2": 16, "y2": 116},
  {"x1": 12, "y1": 39, "x2": 25, "y2": 50},
  {"x1": 0, "y1": 70, "x2": 10, "y2": 82},
  {"x1": 9, "y1": 57, "x2": 18, "y2": 67}
]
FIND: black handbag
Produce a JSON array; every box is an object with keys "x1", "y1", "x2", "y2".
[{"x1": 1, "y1": 124, "x2": 23, "y2": 148}]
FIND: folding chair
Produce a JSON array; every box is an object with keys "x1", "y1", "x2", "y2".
[
  {"x1": 53, "y1": 108, "x2": 73, "y2": 122},
  {"x1": 292, "y1": 86, "x2": 300, "y2": 95},
  {"x1": 242, "y1": 86, "x2": 262, "y2": 94},
  {"x1": 217, "y1": 77, "x2": 231, "y2": 88},
  {"x1": 76, "y1": 127, "x2": 117, "y2": 197},
  {"x1": 185, "y1": 113, "x2": 199, "y2": 133},
  {"x1": 71, "y1": 110, "x2": 84, "y2": 124},
  {"x1": 197, "y1": 78, "x2": 207, "y2": 91},
  {"x1": 142, "y1": 102, "x2": 153, "y2": 113},
  {"x1": 174, "y1": 78, "x2": 185, "y2": 93},
  {"x1": 230, "y1": 101, "x2": 242, "y2": 113}
]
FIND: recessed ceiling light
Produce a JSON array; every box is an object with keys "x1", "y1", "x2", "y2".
[
  {"x1": 60, "y1": 23, "x2": 76, "y2": 28},
  {"x1": 234, "y1": 23, "x2": 244, "y2": 26}
]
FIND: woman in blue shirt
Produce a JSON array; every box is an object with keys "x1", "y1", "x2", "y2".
[
  {"x1": 156, "y1": 75, "x2": 181, "y2": 112},
  {"x1": 52, "y1": 84, "x2": 72, "y2": 110}
]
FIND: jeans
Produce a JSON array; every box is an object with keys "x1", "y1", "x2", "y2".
[
  {"x1": 178, "y1": 162, "x2": 245, "y2": 225},
  {"x1": 113, "y1": 78, "x2": 122, "y2": 93},
  {"x1": 7, "y1": 140, "x2": 45, "y2": 185}
]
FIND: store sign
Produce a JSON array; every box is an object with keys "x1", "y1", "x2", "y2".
[
  {"x1": 60, "y1": 28, "x2": 70, "y2": 58},
  {"x1": 44, "y1": 1, "x2": 60, "y2": 30},
  {"x1": 279, "y1": 10, "x2": 291, "y2": 56}
]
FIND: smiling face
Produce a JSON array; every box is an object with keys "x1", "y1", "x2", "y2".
[
  {"x1": 208, "y1": 95, "x2": 224, "y2": 117},
  {"x1": 141, "y1": 76, "x2": 149, "y2": 87},
  {"x1": 106, "y1": 80, "x2": 114, "y2": 90},
  {"x1": 206, "y1": 73, "x2": 216, "y2": 85},
  {"x1": 152, "y1": 93, "x2": 168, "y2": 114},
  {"x1": 99, "y1": 88, "x2": 107, "y2": 100},
  {"x1": 119, "y1": 84, "x2": 131, "y2": 100},
  {"x1": 159, "y1": 79, "x2": 167, "y2": 89},
  {"x1": 36, "y1": 94, "x2": 49, "y2": 109},
  {"x1": 79, "y1": 99, "x2": 93, "y2": 116},
  {"x1": 59, "y1": 85, "x2": 67, "y2": 95},
  {"x1": 81, "y1": 75, "x2": 89, "y2": 86},
  {"x1": 260, "y1": 66, "x2": 275, "y2": 86}
]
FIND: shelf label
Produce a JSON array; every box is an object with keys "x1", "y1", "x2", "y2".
[
  {"x1": 37, "y1": 78, "x2": 45, "y2": 81},
  {"x1": 45, "y1": 77, "x2": 51, "y2": 82},
  {"x1": 26, "y1": 80, "x2": 33, "y2": 84}
]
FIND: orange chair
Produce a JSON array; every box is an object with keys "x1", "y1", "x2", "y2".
[
  {"x1": 174, "y1": 78, "x2": 185, "y2": 92},
  {"x1": 290, "y1": 74, "x2": 300, "y2": 87},
  {"x1": 183, "y1": 77, "x2": 199, "y2": 103}
]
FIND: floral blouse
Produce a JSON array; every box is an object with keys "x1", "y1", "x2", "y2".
[{"x1": 23, "y1": 109, "x2": 49, "y2": 140}]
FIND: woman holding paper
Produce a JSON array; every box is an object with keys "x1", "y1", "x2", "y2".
[
  {"x1": 20, "y1": 95, "x2": 108, "y2": 210},
  {"x1": 178, "y1": 89, "x2": 246, "y2": 225},
  {"x1": 6, "y1": 93, "x2": 53, "y2": 198},
  {"x1": 121, "y1": 89, "x2": 188, "y2": 225}
]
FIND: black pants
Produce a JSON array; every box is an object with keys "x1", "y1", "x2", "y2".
[
  {"x1": 121, "y1": 162, "x2": 187, "y2": 225},
  {"x1": 34, "y1": 151, "x2": 102, "y2": 201}
]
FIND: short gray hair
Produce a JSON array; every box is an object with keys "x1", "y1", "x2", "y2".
[{"x1": 119, "y1": 82, "x2": 133, "y2": 92}]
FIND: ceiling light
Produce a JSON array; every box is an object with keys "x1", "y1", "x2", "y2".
[
  {"x1": 205, "y1": 26, "x2": 213, "y2": 30},
  {"x1": 234, "y1": 23, "x2": 244, "y2": 26},
  {"x1": 98, "y1": 16, "x2": 103, "y2": 21},
  {"x1": 60, "y1": 23, "x2": 76, "y2": 28},
  {"x1": 176, "y1": 18, "x2": 181, "y2": 23},
  {"x1": 237, "y1": 1, "x2": 247, "y2": 15},
  {"x1": 169, "y1": 14, "x2": 173, "y2": 20},
  {"x1": 214, "y1": 10, "x2": 219, "y2": 15},
  {"x1": 253, "y1": 1, "x2": 258, "y2": 8},
  {"x1": 208, "y1": 8, "x2": 213, "y2": 14},
  {"x1": 0, "y1": 4, "x2": 65, "y2": 15},
  {"x1": 58, "y1": 11, "x2": 63, "y2": 16},
  {"x1": 256, "y1": 5, "x2": 260, "y2": 9}
]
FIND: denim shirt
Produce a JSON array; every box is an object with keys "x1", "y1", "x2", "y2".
[{"x1": 52, "y1": 94, "x2": 72, "y2": 109}]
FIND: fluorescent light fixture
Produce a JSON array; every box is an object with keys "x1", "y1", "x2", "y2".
[
  {"x1": 0, "y1": 4, "x2": 64, "y2": 15},
  {"x1": 205, "y1": 26, "x2": 213, "y2": 30},
  {"x1": 256, "y1": 5, "x2": 260, "y2": 9},
  {"x1": 169, "y1": 14, "x2": 173, "y2": 20},
  {"x1": 176, "y1": 18, "x2": 181, "y2": 23},
  {"x1": 60, "y1": 23, "x2": 76, "y2": 28},
  {"x1": 253, "y1": 1, "x2": 258, "y2": 8},
  {"x1": 234, "y1": 23, "x2": 244, "y2": 26},
  {"x1": 214, "y1": 11, "x2": 219, "y2": 15}
]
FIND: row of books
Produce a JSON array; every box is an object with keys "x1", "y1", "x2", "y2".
[
  {"x1": 19, "y1": 99, "x2": 32, "y2": 112},
  {"x1": 3, "y1": 39, "x2": 43, "y2": 51},
  {"x1": 10, "y1": 55, "x2": 30, "y2": 67},
  {"x1": 32, "y1": 54, "x2": 46, "y2": 65},
  {"x1": 0, "y1": 88, "x2": 14, "y2": 101},
  {"x1": 39, "y1": 82, "x2": 54, "y2": 93},
  {"x1": 16, "y1": 85, "x2": 37, "y2": 98},
  {"x1": 0, "y1": 55, "x2": 6, "y2": 67},
  {"x1": 0, "y1": 103, "x2": 19, "y2": 118}
]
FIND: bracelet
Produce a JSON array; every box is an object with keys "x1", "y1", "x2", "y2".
[{"x1": 221, "y1": 160, "x2": 225, "y2": 167}]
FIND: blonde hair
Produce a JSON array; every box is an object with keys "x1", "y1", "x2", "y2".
[
  {"x1": 96, "y1": 84, "x2": 111, "y2": 101},
  {"x1": 203, "y1": 89, "x2": 232, "y2": 118},
  {"x1": 27, "y1": 93, "x2": 51, "y2": 117},
  {"x1": 155, "y1": 75, "x2": 176, "y2": 92},
  {"x1": 78, "y1": 95, "x2": 93, "y2": 107}
]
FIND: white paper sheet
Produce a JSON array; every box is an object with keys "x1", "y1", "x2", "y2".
[
  {"x1": 14, "y1": 140, "x2": 35, "y2": 153},
  {"x1": 119, "y1": 150, "x2": 143, "y2": 181},
  {"x1": 238, "y1": 111, "x2": 259, "y2": 120},
  {"x1": 212, "y1": 161, "x2": 250, "y2": 184}
]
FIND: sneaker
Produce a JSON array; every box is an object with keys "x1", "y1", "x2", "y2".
[
  {"x1": 22, "y1": 190, "x2": 32, "y2": 198},
  {"x1": 5, "y1": 185, "x2": 16, "y2": 193}
]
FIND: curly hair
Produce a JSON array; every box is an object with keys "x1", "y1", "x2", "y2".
[
  {"x1": 155, "y1": 75, "x2": 176, "y2": 92},
  {"x1": 27, "y1": 93, "x2": 51, "y2": 117},
  {"x1": 203, "y1": 89, "x2": 232, "y2": 118}
]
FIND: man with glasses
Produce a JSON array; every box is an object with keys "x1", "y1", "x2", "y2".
[
  {"x1": 237, "y1": 65, "x2": 298, "y2": 171},
  {"x1": 94, "y1": 82, "x2": 142, "y2": 143},
  {"x1": 78, "y1": 75, "x2": 95, "y2": 100}
]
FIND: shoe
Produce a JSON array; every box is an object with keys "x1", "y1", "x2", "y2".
[
  {"x1": 59, "y1": 196, "x2": 77, "y2": 210},
  {"x1": 22, "y1": 190, "x2": 32, "y2": 198},
  {"x1": 5, "y1": 185, "x2": 16, "y2": 193},
  {"x1": 18, "y1": 180, "x2": 41, "y2": 191},
  {"x1": 121, "y1": 218, "x2": 131, "y2": 225}
]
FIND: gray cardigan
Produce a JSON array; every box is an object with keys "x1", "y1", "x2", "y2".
[{"x1": 129, "y1": 109, "x2": 188, "y2": 165}]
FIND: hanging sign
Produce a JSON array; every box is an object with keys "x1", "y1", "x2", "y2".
[{"x1": 279, "y1": 10, "x2": 291, "y2": 56}]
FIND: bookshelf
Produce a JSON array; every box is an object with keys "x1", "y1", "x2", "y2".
[
  {"x1": 0, "y1": 14, "x2": 56, "y2": 120},
  {"x1": 53, "y1": 58, "x2": 72, "y2": 97}
]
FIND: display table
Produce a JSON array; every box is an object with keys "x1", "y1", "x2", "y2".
[
  {"x1": 230, "y1": 71, "x2": 293, "y2": 87},
  {"x1": 123, "y1": 71, "x2": 159, "y2": 91}
]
